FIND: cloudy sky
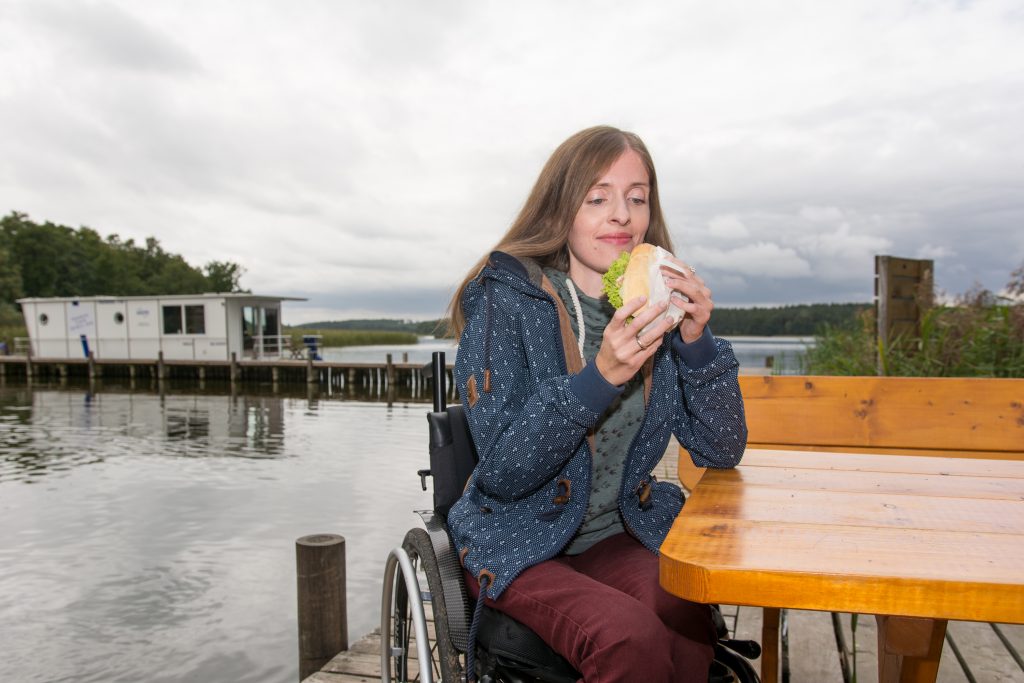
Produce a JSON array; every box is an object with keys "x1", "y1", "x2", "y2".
[{"x1": 2, "y1": 1, "x2": 1022, "y2": 323}]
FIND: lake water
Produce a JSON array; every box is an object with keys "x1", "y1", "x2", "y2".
[
  {"x1": 322, "y1": 335, "x2": 812, "y2": 375},
  {"x1": 0, "y1": 382, "x2": 432, "y2": 683},
  {"x1": 0, "y1": 336, "x2": 811, "y2": 682}
]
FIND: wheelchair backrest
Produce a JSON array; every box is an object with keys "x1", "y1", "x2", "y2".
[{"x1": 426, "y1": 352, "x2": 478, "y2": 518}]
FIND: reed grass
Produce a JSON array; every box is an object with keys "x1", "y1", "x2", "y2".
[
  {"x1": 285, "y1": 328, "x2": 418, "y2": 348},
  {"x1": 806, "y1": 265, "x2": 1024, "y2": 378}
]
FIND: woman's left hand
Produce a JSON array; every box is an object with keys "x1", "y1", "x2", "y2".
[{"x1": 661, "y1": 258, "x2": 713, "y2": 344}]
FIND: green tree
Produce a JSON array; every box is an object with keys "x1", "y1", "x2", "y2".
[
  {"x1": 204, "y1": 260, "x2": 247, "y2": 292},
  {"x1": 1, "y1": 211, "x2": 245, "y2": 301}
]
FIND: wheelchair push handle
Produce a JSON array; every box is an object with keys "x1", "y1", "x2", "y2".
[{"x1": 423, "y1": 351, "x2": 447, "y2": 413}]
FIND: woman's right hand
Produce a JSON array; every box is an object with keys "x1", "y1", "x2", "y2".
[{"x1": 594, "y1": 297, "x2": 676, "y2": 386}]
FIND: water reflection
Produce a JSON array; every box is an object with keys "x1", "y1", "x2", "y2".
[{"x1": 0, "y1": 384, "x2": 292, "y2": 484}]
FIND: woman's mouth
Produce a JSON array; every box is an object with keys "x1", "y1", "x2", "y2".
[{"x1": 599, "y1": 233, "x2": 634, "y2": 247}]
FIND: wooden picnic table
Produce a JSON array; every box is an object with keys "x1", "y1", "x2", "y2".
[{"x1": 659, "y1": 449, "x2": 1024, "y2": 683}]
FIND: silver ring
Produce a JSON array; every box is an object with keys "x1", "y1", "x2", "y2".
[
  {"x1": 688, "y1": 265, "x2": 697, "y2": 275},
  {"x1": 635, "y1": 334, "x2": 648, "y2": 351}
]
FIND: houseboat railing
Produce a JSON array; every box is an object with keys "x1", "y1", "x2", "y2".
[{"x1": 10, "y1": 335, "x2": 321, "y2": 361}]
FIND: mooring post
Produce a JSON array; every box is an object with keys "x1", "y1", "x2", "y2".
[
  {"x1": 87, "y1": 351, "x2": 96, "y2": 380},
  {"x1": 386, "y1": 353, "x2": 395, "y2": 388},
  {"x1": 296, "y1": 534, "x2": 347, "y2": 680},
  {"x1": 306, "y1": 354, "x2": 315, "y2": 384},
  {"x1": 157, "y1": 351, "x2": 165, "y2": 382},
  {"x1": 25, "y1": 347, "x2": 33, "y2": 381}
]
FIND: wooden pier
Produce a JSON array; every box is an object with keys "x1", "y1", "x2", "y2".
[{"x1": 0, "y1": 353, "x2": 453, "y2": 392}]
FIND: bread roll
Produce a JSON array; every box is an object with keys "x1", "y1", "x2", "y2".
[{"x1": 619, "y1": 243, "x2": 688, "y2": 335}]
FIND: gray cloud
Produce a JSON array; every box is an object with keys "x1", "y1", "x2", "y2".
[
  {"x1": 1, "y1": 0, "x2": 1022, "y2": 318},
  {"x1": 24, "y1": 1, "x2": 200, "y2": 74}
]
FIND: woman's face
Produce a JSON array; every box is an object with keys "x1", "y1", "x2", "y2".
[{"x1": 566, "y1": 149, "x2": 651, "y2": 295}]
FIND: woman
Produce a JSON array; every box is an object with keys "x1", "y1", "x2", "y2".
[{"x1": 447, "y1": 125, "x2": 747, "y2": 683}]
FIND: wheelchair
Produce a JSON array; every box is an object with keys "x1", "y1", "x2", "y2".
[{"x1": 380, "y1": 352, "x2": 761, "y2": 683}]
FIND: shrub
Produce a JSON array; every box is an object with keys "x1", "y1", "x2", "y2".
[{"x1": 806, "y1": 264, "x2": 1024, "y2": 378}]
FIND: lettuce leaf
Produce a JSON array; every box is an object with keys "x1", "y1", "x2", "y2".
[{"x1": 602, "y1": 251, "x2": 631, "y2": 308}]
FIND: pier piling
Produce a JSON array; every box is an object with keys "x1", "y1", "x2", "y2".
[{"x1": 296, "y1": 534, "x2": 347, "y2": 681}]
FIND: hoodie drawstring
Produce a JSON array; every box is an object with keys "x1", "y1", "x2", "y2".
[{"x1": 564, "y1": 278, "x2": 586, "y2": 364}]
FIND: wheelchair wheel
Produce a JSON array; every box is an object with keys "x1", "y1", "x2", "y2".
[{"x1": 382, "y1": 528, "x2": 464, "y2": 683}]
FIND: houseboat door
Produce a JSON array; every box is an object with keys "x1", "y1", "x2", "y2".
[{"x1": 241, "y1": 305, "x2": 282, "y2": 359}]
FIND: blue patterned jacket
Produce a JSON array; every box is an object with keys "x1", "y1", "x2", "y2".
[{"x1": 448, "y1": 251, "x2": 747, "y2": 598}]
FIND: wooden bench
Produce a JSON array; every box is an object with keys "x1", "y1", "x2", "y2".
[
  {"x1": 676, "y1": 374, "x2": 1024, "y2": 682},
  {"x1": 679, "y1": 375, "x2": 1024, "y2": 490}
]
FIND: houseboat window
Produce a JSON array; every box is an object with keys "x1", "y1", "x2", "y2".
[
  {"x1": 185, "y1": 305, "x2": 206, "y2": 334},
  {"x1": 39, "y1": 313, "x2": 49, "y2": 325},
  {"x1": 114, "y1": 312, "x2": 125, "y2": 324},
  {"x1": 163, "y1": 306, "x2": 183, "y2": 334}
]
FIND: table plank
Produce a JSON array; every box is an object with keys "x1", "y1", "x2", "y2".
[
  {"x1": 684, "y1": 484, "x2": 1024, "y2": 535},
  {"x1": 661, "y1": 518, "x2": 1024, "y2": 622},
  {"x1": 740, "y1": 450, "x2": 1024, "y2": 478},
  {"x1": 708, "y1": 465, "x2": 1024, "y2": 500}
]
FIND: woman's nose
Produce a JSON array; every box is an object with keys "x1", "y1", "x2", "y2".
[{"x1": 610, "y1": 196, "x2": 631, "y2": 225}]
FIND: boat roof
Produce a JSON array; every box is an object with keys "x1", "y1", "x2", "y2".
[{"x1": 17, "y1": 293, "x2": 307, "y2": 304}]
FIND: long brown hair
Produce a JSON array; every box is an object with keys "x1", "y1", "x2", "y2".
[{"x1": 447, "y1": 125, "x2": 673, "y2": 336}]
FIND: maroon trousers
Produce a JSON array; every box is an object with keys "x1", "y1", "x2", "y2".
[{"x1": 465, "y1": 533, "x2": 715, "y2": 683}]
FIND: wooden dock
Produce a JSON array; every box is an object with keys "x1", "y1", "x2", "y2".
[
  {"x1": 0, "y1": 353, "x2": 452, "y2": 392},
  {"x1": 0, "y1": 353, "x2": 774, "y2": 391}
]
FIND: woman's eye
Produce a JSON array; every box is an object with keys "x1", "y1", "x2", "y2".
[
  {"x1": 587, "y1": 197, "x2": 606, "y2": 205},
  {"x1": 629, "y1": 196, "x2": 647, "y2": 205}
]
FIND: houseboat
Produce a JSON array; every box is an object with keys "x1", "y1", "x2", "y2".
[{"x1": 17, "y1": 293, "x2": 305, "y2": 361}]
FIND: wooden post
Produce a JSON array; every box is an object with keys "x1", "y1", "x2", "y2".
[
  {"x1": 87, "y1": 352, "x2": 96, "y2": 380},
  {"x1": 386, "y1": 353, "x2": 395, "y2": 388},
  {"x1": 875, "y1": 255, "x2": 934, "y2": 373},
  {"x1": 230, "y1": 352, "x2": 239, "y2": 383},
  {"x1": 296, "y1": 534, "x2": 347, "y2": 680},
  {"x1": 761, "y1": 607, "x2": 781, "y2": 683},
  {"x1": 157, "y1": 351, "x2": 166, "y2": 382},
  {"x1": 306, "y1": 354, "x2": 315, "y2": 384},
  {"x1": 129, "y1": 364, "x2": 136, "y2": 380},
  {"x1": 272, "y1": 366, "x2": 279, "y2": 383},
  {"x1": 402, "y1": 352, "x2": 408, "y2": 363},
  {"x1": 198, "y1": 366, "x2": 206, "y2": 381},
  {"x1": 25, "y1": 347, "x2": 33, "y2": 381}
]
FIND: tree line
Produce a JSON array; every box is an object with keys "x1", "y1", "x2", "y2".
[
  {"x1": 299, "y1": 304, "x2": 873, "y2": 338},
  {"x1": 0, "y1": 211, "x2": 245, "y2": 323}
]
